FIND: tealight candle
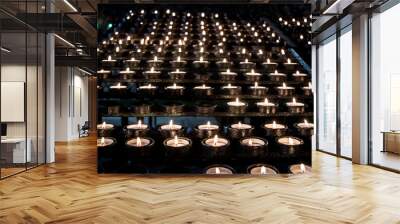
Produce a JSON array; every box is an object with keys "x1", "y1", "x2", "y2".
[
  {"x1": 269, "y1": 70, "x2": 287, "y2": 82},
  {"x1": 283, "y1": 58, "x2": 297, "y2": 71},
  {"x1": 165, "y1": 83, "x2": 185, "y2": 96},
  {"x1": 292, "y1": 70, "x2": 308, "y2": 82},
  {"x1": 289, "y1": 163, "x2": 312, "y2": 174},
  {"x1": 302, "y1": 82, "x2": 313, "y2": 96},
  {"x1": 102, "y1": 55, "x2": 116, "y2": 65},
  {"x1": 205, "y1": 165, "x2": 234, "y2": 175},
  {"x1": 162, "y1": 102, "x2": 184, "y2": 114},
  {"x1": 126, "y1": 120, "x2": 149, "y2": 137},
  {"x1": 97, "y1": 137, "x2": 115, "y2": 147},
  {"x1": 110, "y1": 82, "x2": 127, "y2": 89},
  {"x1": 220, "y1": 68, "x2": 237, "y2": 81},
  {"x1": 228, "y1": 121, "x2": 253, "y2": 139},
  {"x1": 97, "y1": 122, "x2": 114, "y2": 131},
  {"x1": 239, "y1": 58, "x2": 255, "y2": 69},
  {"x1": 276, "y1": 82, "x2": 295, "y2": 96},
  {"x1": 126, "y1": 136, "x2": 153, "y2": 148},
  {"x1": 97, "y1": 69, "x2": 111, "y2": 79},
  {"x1": 193, "y1": 56, "x2": 209, "y2": 69},
  {"x1": 195, "y1": 121, "x2": 219, "y2": 138},
  {"x1": 262, "y1": 58, "x2": 278, "y2": 72},
  {"x1": 216, "y1": 58, "x2": 231, "y2": 70},
  {"x1": 124, "y1": 57, "x2": 140, "y2": 67},
  {"x1": 148, "y1": 56, "x2": 163, "y2": 67},
  {"x1": 138, "y1": 83, "x2": 157, "y2": 95},
  {"x1": 227, "y1": 97, "x2": 247, "y2": 114},
  {"x1": 120, "y1": 67, "x2": 135, "y2": 79},
  {"x1": 249, "y1": 82, "x2": 268, "y2": 96},
  {"x1": 240, "y1": 137, "x2": 268, "y2": 157},
  {"x1": 163, "y1": 136, "x2": 192, "y2": 157},
  {"x1": 159, "y1": 120, "x2": 184, "y2": 138},
  {"x1": 248, "y1": 164, "x2": 279, "y2": 175},
  {"x1": 171, "y1": 56, "x2": 186, "y2": 68},
  {"x1": 245, "y1": 69, "x2": 262, "y2": 82},
  {"x1": 202, "y1": 135, "x2": 230, "y2": 157},
  {"x1": 286, "y1": 98, "x2": 305, "y2": 113},
  {"x1": 256, "y1": 98, "x2": 277, "y2": 114},
  {"x1": 221, "y1": 83, "x2": 241, "y2": 95},
  {"x1": 143, "y1": 67, "x2": 161, "y2": 79},
  {"x1": 277, "y1": 136, "x2": 304, "y2": 154},
  {"x1": 295, "y1": 119, "x2": 314, "y2": 136},
  {"x1": 263, "y1": 121, "x2": 287, "y2": 136},
  {"x1": 169, "y1": 69, "x2": 186, "y2": 80},
  {"x1": 193, "y1": 84, "x2": 213, "y2": 96}
]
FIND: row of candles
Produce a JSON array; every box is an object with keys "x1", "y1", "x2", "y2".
[{"x1": 98, "y1": 119, "x2": 314, "y2": 138}]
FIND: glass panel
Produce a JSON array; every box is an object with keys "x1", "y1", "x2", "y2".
[
  {"x1": 317, "y1": 35, "x2": 337, "y2": 154},
  {"x1": 370, "y1": 3, "x2": 400, "y2": 171},
  {"x1": 38, "y1": 32, "x2": 46, "y2": 165},
  {"x1": 1, "y1": 30, "x2": 28, "y2": 177},
  {"x1": 339, "y1": 28, "x2": 352, "y2": 158}
]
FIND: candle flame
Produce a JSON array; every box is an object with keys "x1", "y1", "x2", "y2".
[
  {"x1": 219, "y1": 49, "x2": 223, "y2": 54},
  {"x1": 308, "y1": 82, "x2": 312, "y2": 88},
  {"x1": 261, "y1": 166, "x2": 267, "y2": 174},
  {"x1": 258, "y1": 49, "x2": 263, "y2": 54},
  {"x1": 138, "y1": 120, "x2": 142, "y2": 127},
  {"x1": 107, "y1": 55, "x2": 112, "y2": 61},
  {"x1": 200, "y1": 56, "x2": 204, "y2": 62},
  {"x1": 176, "y1": 69, "x2": 180, "y2": 72},
  {"x1": 116, "y1": 46, "x2": 120, "y2": 52},
  {"x1": 147, "y1": 83, "x2": 152, "y2": 88},
  {"x1": 213, "y1": 135, "x2": 219, "y2": 146},
  {"x1": 264, "y1": 98, "x2": 269, "y2": 104},
  {"x1": 226, "y1": 69, "x2": 230, "y2": 73},
  {"x1": 287, "y1": 58, "x2": 292, "y2": 64},
  {"x1": 102, "y1": 122, "x2": 106, "y2": 129},
  {"x1": 100, "y1": 137, "x2": 105, "y2": 145},
  {"x1": 242, "y1": 48, "x2": 246, "y2": 54},
  {"x1": 249, "y1": 139, "x2": 253, "y2": 146},
  {"x1": 136, "y1": 137, "x2": 142, "y2": 146},
  {"x1": 228, "y1": 83, "x2": 232, "y2": 87},
  {"x1": 238, "y1": 121, "x2": 242, "y2": 128},
  {"x1": 293, "y1": 98, "x2": 297, "y2": 103},
  {"x1": 274, "y1": 70, "x2": 278, "y2": 74},
  {"x1": 300, "y1": 163, "x2": 306, "y2": 173},
  {"x1": 174, "y1": 135, "x2": 178, "y2": 146},
  {"x1": 154, "y1": 56, "x2": 158, "y2": 61},
  {"x1": 150, "y1": 67, "x2": 155, "y2": 72},
  {"x1": 200, "y1": 47, "x2": 204, "y2": 53},
  {"x1": 251, "y1": 69, "x2": 255, "y2": 73},
  {"x1": 202, "y1": 84, "x2": 206, "y2": 88},
  {"x1": 207, "y1": 121, "x2": 211, "y2": 128},
  {"x1": 235, "y1": 97, "x2": 239, "y2": 103},
  {"x1": 173, "y1": 83, "x2": 177, "y2": 88},
  {"x1": 254, "y1": 82, "x2": 258, "y2": 87},
  {"x1": 289, "y1": 137, "x2": 294, "y2": 145},
  {"x1": 272, "y1": 121, "x2": 277, "y2": 129},
  {"x1": 296, "y1": 70, "x2": 300, "y2": 75},
  {"x1": 169, "y1": 120, "x2": 173, "y2": 128},
  {"x1": 267, "y1": 58, "x2": 271, "y2": 64},
  {"x1": 283, "y1": 82, "x2": 287, "y2": 88},
  {"x1": 131, "y1": 57, "x2": 135, "y2": 61},
  {"x1": 245, "y1": 58, "x2": 248, "y2": 63},
  {"x1": 216, "y1": 167, "x2": 221, "y2": 174},
  {"x1": 177, "y1": 56, "x2": 181, "y2": 62},
  {"x1": 304, "y1": 119, "x2": 308, "y2": 124}
]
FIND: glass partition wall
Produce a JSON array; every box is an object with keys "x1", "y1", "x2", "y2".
[
  {"x1": 370, "y1": 2, "x2": 400, "y2": 171},
  {"x1": 0, "y1": 1, "x2": 46, "y2": 179},
  {"x1": 316, "y1": 25, "x2": 352, "y2": 159}
]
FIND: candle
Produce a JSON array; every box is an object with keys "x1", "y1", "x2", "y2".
[
  {"x1": 128, "y1": 120, "x2": 148, "y2": 130},
  {"x1": 262, "y1": 58, "x2": 278, "y2": 72},
  {"x1": 165, "y1": 136, "x2": 191, "y2": 148},
  {"x1": 102, "y1": 55, "x2": 116, "y2": 62},
  {"x1": 263, "y1": 121, "x2": 287, "y2": 136},
  {"x1": 161, "y1": 120, "x2": 182, "y2": 131},
  {"x1": 110, "y1": 82, "x2": 127, "y2": 89},
  {"x1": 205, "y1": 165, "x2": 234, "y2": 175},
  {"x1": 256, "y1": 98, "x2": 277, "y2": 114},
  {"x1": 227, "y1": 97, "x2": 247, "y2": 114},
  {"x1": 289, "y1": 163, "x2": 312, "y2": 174},
  {"x1": 231, "y1": 121, "x2": 252, "y2": 130},
  {"x1": 204, "y1": 135, "x2": 229, "y2": 148},
  {"x1": 286, "y1": 98, "x2": 305, "y2": 113},
  {"x1": 171, "y1": 56, "x2": 186, "y2": 68},
  {"x1": 120, "y1": 67, "x2": 134, "y2": 74},
  {"x1": 239, "y1": 58, "x2": 255, "y2": 69},
  {"x1": 248, "y1": 164, "x2": 278, "y2": 175},
  {"x1": 169, "y1": 69, "x2": 186, "y2": 79},
  {"x1": 241, "y1": 137, "x2": 267, "y2": 147},
  {"x1": 97, "y1": 137, "x2": 114, "y2": 147},
  {"x1": 126, "y1": 136, "x2": 152, "y2": 148},
  {"x1": 295, "y1": 119, "x2": 314, "y2": 136},
  {"x1": 302, "y1": 82, "x2": 313, "y2": 96},
  {"x1": 249, "y1": 82, "x2": 268, "y2": 96},
  {"x1": 245, "y1": 69, "x2": 262, "y2": 81},
  {"x1": 276, "y1": 82, "x2": 295, "y2": 96},
  {"x1": 277, "y1": 136, "x2": 304, "y2": 154},
  {"x1": 193, "y1": 84, "x2": 213, "y2": 96},
  {"x1": 198, "y1": 121, "x2": 219, "y2": 130},
  {"x1": 220, "y1": 68, "x2": 238, "y2": 81},
  {"x1": 148, "y1": 56, "x2": 163, "y2": 67},
  {"x1": 143, "y1": 67, "x2": 161, "y2": 79},
  {"x1": 97, "y1": 122, "x2": 114, "y2": 130},
  {"x1": 193, "y1": 56, "x2": 209, "y2": 68},
  {"x1": 97, "y1": 69, "x2": 110, "y2": 74},
  {"x1": 269, "y1": 70, "x2": 287, "y2": 82},
  {"x1": 292, "y1": 70, "x2": 308, "y2": 82},
  {"x1": 284, "y1": 58, "x2": 297, "y2": 71}
]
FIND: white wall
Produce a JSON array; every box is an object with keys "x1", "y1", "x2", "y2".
[{"x1": 54, "y1": 67, "x2": 89, "y2": 141}]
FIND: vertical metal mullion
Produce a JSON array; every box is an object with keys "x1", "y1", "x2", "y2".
[
  {"x1": 315, "y1": 45, "x2": 320, "y2": 151},
  {"x1": 36, "y1": 0, "x2": 39, "y2": 167},
  {"x1": 0, "y1": 17, "x2": 2, "y2": 179},
  {"x1": 336, "y1": 27, "x2": 341, "y2": 157},
  {"x1": 25, "y1": 0, "x2": 28, "y2": 171},
  {"x1": 367, "y1": 11, "x2": 373, "y2": 165}
]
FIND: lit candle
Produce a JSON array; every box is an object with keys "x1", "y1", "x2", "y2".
[
  {"x1": 249, "y1": 164, "x2": 278, "y2": 175},
  {"x1": 205, "y1": 165, "x2": 234, "y2": 175},
  {"x1": 204, "y1": 134, "x2": 229, "y2": 147},
  {"x1": 127, "y1": 120, "x2": 148, "y2": 130},
  {"x1": 250, "y1": 82, "x2": 268, "y2": 96},
  {"x1": 110, "y1": 82, "x2": 127, "y2": 89},
  {"x1": 97, "y1": 122, "x2": 114, "y2": 130},
  {"x1": 227, "y1": 98, "x2": 247, "y2": 114},
  {"x1": 289, "y1": 163, "x2": 311, "y2": 174},
  {"x1": 160, "y1": 120, "x2": 182, "y2": 131},
  {"x1": 97, "y1": 137, "x2": 114, "y2": 147},
  {"x1": 228, "y1": 97, "x2": 245, "y2": 106},
  {"x1": 198, "y1": 121, "x2": 219, "y2": 130},
  {"x1": 164, "y1": 135, "x2": 191, "y2": 148},
  {"x1": 276, "y1": 82, "x2": 295, "y2": 96}
]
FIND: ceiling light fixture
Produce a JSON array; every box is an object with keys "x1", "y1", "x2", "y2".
[
  {"x1": 54, "y1": 34, "x2": 75, "y2": 48},
  {"x1": 63, "y1": 0, "x2": 78, "y2": 12}
]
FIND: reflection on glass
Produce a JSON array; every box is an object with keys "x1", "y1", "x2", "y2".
[
  {"x1": 371, "y1": 4, "x2": 400, "y2": 171},
  {"x1": 317, "y1": 36, "x2": 337, "y2": 154}
]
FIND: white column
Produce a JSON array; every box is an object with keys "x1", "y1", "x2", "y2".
[
  {"x1": 352, "y1": 14, "x2": 369, "y2": 164},
  {"x1": 46, "y1": 33, "x2": 55, "y2": 163}
]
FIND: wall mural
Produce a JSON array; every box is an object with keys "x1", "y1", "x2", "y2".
[{"x1": 97, "y1": 4, "x2": 312, "y2": 174}]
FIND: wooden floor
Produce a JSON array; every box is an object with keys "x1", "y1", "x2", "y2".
[{"x1": 1, "y1": 137, "x2": 400, "y2": 224}]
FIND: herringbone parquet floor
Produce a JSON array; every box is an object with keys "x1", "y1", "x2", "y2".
[{"x1": 1, "y1": 136, "x2": 400, "y2": 224}]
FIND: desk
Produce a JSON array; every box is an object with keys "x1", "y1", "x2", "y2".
[
  {"x1": 1, "y1": 138, "x2": 31, "y2": 163},
  {"x1": 382, "y1": 131, "x2": 400, "y2": 154}
]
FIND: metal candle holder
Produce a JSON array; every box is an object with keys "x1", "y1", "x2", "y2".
[
  {"x1": 294, "y1": 122, "x2": 314, "y2": 136},
  {"x1": 204, "y1": 164, "x2": 235, "y2": 175},
  {"x1": 240, "y1": 137, "x2": 268, "y2": 158},
  {"x1": 263, "y1": 123, "x2": 288, "y2": 137},
  {"x1": 201, "y1": 136, "x2": 230, "y2": 158},
  {"x1": 228, "y1": 123, "x2": 254, "y2": 139},
  {"x1": 276, "y1": 86, "x2": 295, "y2": 96},
  {"x1": 168, "y1": 70, "x2": 186, "y2": 80},
  {"x1": 262, "y1": 62, "x2": 278, "y2": 73},
  {"x1": 163, "y1": 137, "x2": 192, "y2": 158},
  {"x1": 277, "y1": 136, "x2": 304, "y2": 155},
  {"x1": 163, "y1": 102, "x2": 184, "y2": 114},
  {"x1": 195, "y1": 102, "x2": 217, "y2": 114},
  {"x1": 247, "y1": 164, "x2": 279, "y2": 175},
  {"x1": 125, "y1": 137, "x2": 155, "y2": 157}
]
